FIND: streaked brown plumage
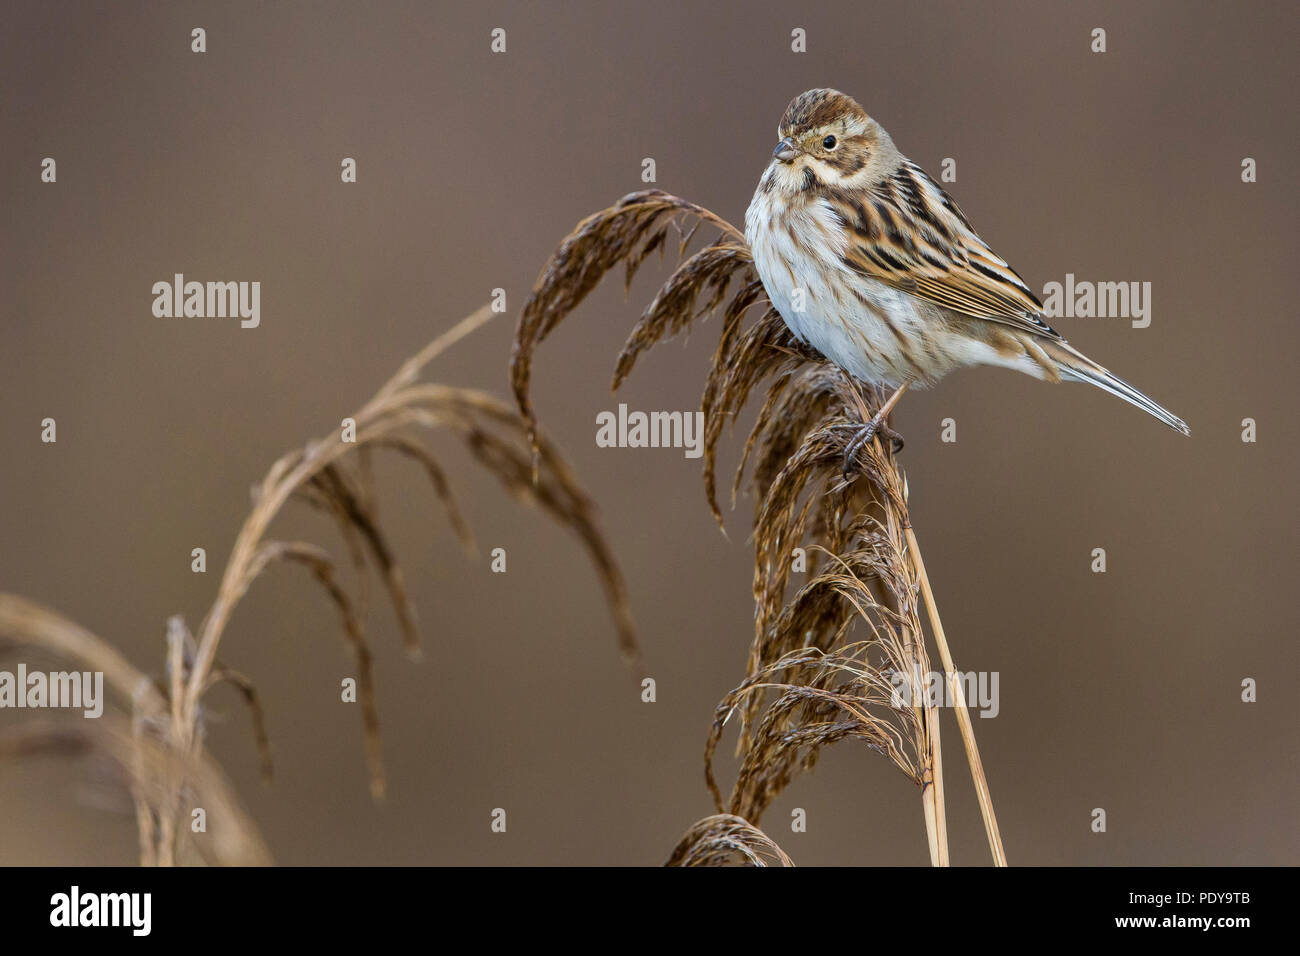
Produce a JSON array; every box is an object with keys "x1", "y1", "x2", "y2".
[{"x1": 745, "y1": 88, "x2": 1190, "y2": 438}]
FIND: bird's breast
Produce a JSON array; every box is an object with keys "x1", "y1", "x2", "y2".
[{"x1": 745, "y1": 190, "x2": 939, "y2": 386}]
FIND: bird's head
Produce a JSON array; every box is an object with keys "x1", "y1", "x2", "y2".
[{"x1": 763, "y1": 88, "x2": 899, "y2": 194}]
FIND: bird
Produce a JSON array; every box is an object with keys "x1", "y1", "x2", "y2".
[{"x1": 744, "y1": 88, "x2": 1189, "y2": 472}]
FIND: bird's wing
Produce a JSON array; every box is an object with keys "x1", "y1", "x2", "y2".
[{"x1": 834, "y1": 161, "x2": 1062, "y2": 340}]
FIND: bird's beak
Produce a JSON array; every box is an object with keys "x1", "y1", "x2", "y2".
[{"x1": 772, "y1": 137, "x2": 798, "y2": 162}]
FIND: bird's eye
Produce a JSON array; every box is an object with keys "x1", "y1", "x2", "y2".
[{"x1": 822, "y1": 135, "x2": 837, "y2": 149}]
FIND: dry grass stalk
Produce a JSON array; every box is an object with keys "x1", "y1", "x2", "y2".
[
  {"x1": 0, "y1": 715, "x2": 274, "y2": 866},
  {"x1": 666, "y1": 813, "x2": 794, "y2": 867},
  {"x1": 1, "y1": 305, "x2": 638, "y2": 865},
  {"x1": 905, "y1": 526, "x2": 1005, "y2": 865},
  {"x1": 0, "y1": 618, "x2": 270, "y2": 866},
  {"x1": 512, "y1": 189, "x2": 1006, "y2": 864}
]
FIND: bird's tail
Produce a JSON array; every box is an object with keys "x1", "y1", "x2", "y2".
[{"x1": 1041, "y1": 340, "x2": 1190, "y2": 436}]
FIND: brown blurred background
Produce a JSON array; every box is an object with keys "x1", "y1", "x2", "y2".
[{"x1": 1, "y1": 1, "x2": 1295, "y2": 865}]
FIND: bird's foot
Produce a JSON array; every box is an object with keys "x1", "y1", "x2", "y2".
[
  {"x1": 878, "y1": 422, "x2": 905, "y2": 455},
  {"x1": 839, "y1": 419, "x2": 904, "y2": 481}
]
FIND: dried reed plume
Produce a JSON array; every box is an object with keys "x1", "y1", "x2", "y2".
[
  {"x1": 666, "y1": 813, "x2": 794, "y2": 867},
  {"x1": 513, "y1": 189, "x2": 1005, "y2": 866},
  {"x1": 0, "y1": 305, "x2": 637, "y2": 866}
]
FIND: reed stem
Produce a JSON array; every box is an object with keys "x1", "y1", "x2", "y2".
[{"x1": 905, "y1": 523, "x2": 1008, "y2": 866}]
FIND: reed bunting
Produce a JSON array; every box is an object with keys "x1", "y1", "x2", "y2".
[{"x1": 745, "y1": 89, "x2": 1189, "y2": 468}]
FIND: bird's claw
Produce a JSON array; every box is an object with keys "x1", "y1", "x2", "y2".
[
  {"x1": 879, "y1": 423, "x2": 905, "y2": 455},
  {"x1": 842, "y1": 422, "x2": 876, "y2": 481},
  {"x1": 840, "y1": 420, "x2": 904, "y2": 481}
]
